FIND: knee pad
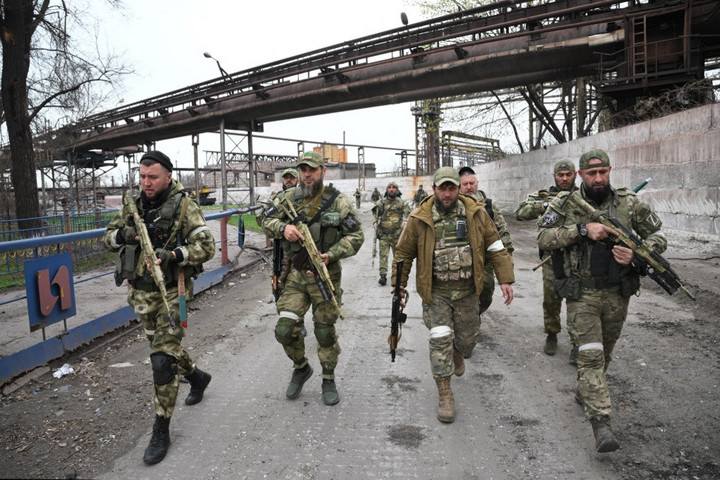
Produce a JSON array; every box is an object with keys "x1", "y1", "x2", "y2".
[
  {"x1": 150, "y1": 352, "x2": 178, "y2": 386},
  {"x1": 275, "y1": 317, "x2": 298, "y2": 346},
  {"x1": 314, "y1": 324, "x2": 336, "y2": 348}
]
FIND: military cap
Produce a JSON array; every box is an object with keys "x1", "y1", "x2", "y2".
[
  {"x1": 297, "y1": 151, "x2": 324, "y2": 168},
  {"x1": 387, "y1": 181, "x2": 399, "y2": 189},
  {"x1": 553, "y1": 159, "x2": 576, "y2": 173},
  {"x1": 458, "y1": 166, "x2": 475, "y2": 176},
  {"x1": 282, "y1": 168, "x2": 299, "y2": 178},
  {"x1": 579, "y1": 149, "x2": 610, "y2": 170},
  {"x1": 141, "y1": 151, "x2": 173, "y2": 172},
  {"x1": 433, "y1": 166, "x2": 460, "y2": 186}
]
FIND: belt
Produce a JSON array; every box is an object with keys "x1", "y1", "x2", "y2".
[{"x1": 580, "y1": 278, "x2": 620, "y2": 290}]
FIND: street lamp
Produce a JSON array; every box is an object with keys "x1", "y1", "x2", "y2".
[{"x1": 203, "y1": 52, "x2": 230, "y2": 80}]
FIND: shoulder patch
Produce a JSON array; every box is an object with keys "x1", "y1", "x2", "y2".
[{"x1": 540, "y1": 210, "x2": 561, "y2": 227}]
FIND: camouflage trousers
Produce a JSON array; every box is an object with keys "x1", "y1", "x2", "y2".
[
  {"x1": 355, "y1": 197, "x2": 361, "y2": 209},
  {"x1": 422, "y1": 292, "x2": 479, "y2": 378},
  {"x1": 128, "y1": 284, "x2": 196, "y2": 419},
  {"x1": 567, "y1": 287, "x2": 629, "y2": 421},
  {"x1": 275, "y1": 268, "x2": 343, "y2": 380},
  {"x1": 541, "y1": 261, "x2": 564, "y2": 334},
  {"x1": 378, "y1": 234, "x2": 400, "y2": 277}
]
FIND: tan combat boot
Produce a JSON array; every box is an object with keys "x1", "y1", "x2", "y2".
[
  {"x1": 453, "y1": 348, "x2": 465, "y2": 377},
  {"x1": 434, "y1": 376, "x2": 455, "y2": 423},
  {"x1": 590, "y1": 416, "x2": 619, "y2": 452}
]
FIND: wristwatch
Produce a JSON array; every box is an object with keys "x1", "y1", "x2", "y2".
[
  {"x1": 577, "y1": 223, "x2": 588, "y2": 237},
  {"x1": 279, "y1": 223, "x2": 286, "y2": 237}
]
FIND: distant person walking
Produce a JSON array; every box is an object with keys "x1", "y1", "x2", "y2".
[{"x1": 372, "y1": 182, "x2": 411, "y2": 286}]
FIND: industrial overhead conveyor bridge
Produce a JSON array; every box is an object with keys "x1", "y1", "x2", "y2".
[{"x1": 52, "y1": 0, "x2": 720, "y2": 154}]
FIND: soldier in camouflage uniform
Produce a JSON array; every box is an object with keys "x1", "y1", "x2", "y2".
[
  {"x1": 392, "y1": 167, "x2": 515, "y2": 423},
  {"x1": 458, "y1": 166, "x2": 514, "y2": 358},
  {"x1": 515, "y1": 160, "x2": 579, "y2": 360},
  {"x1": 354, "y1": 188, "x2": 362, "y2": 209},
  {"x1": 370, "y1": 187, "x2": 381, "y2": 202},
  {"x1": 537, "y1": 149, "x2": 667, "y2": 453},
  {"x1": 103, "y1": 151, "x2": 216, "y2": 465},
  {"x1": 372, "y1": 182, "x2": 411, "y2": 285},
  {"x1": 262, "y1": 152, "x2": 364, "y2": 406},
  {"x1": 413, "y1": 184, "x2": 429, "y2": 206}
]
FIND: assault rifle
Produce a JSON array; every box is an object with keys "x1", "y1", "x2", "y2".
[
  {"x1": 277, "y1": 196, "x2": 343, "y2": 317},
  {"x1": 123, "y1": 190, "x2": 178, "y2": 328},
  {"x1": 389, "y1": 259, "x2": 408, "y2": 362},
  {"x1": 533, "y1": 178, "x2": 652, "y2": 271},
  {"x1": 566, "y1": 193, "x2": 695, "y2": 301}
]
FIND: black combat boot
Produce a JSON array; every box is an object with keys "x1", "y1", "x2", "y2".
[
  {"x1": 378, "y1": 275, "x2": 387, "y2": 286},
  {"x1": 591, "y1": 416, "x2": 620, "y2": 453},
  {"x1": 543, "y1": 333, "x2": 558, "y2": 356},
  {"x1": 143, "y1": 415, "x2": 171, "y2": 465},
  {"x1": 185, "y1": 368, "x2": 212, "y2": 405}
]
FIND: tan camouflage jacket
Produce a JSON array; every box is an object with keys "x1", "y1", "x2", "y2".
[{"x1": 372, "y1": 196, "x2": 411, "y2": 237}]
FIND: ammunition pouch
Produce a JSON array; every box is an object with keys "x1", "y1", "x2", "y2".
[
  {"x1": 552, "y1": 276, "x2": 582, "y2": 300},
  {"x1": 115, "y1": 244, "x2": 141, "y2": 286},
  {"x1": 620, "y1": 272, "x2": 641, "y2": 297}
]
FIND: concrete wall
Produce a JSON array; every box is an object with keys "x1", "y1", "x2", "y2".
[{"x1": 479, "y1": 103, "x2": 720, "y2": 240}]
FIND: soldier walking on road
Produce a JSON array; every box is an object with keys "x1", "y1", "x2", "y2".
[
  {"x1": 373, "y1": 182, "x2": 411, "y2": 285},
  {"x1": 392, "y1": 167, "x2": 515, "y2": 423},
  {"x1": 371, "y1": 187, "x2": 381, "y2": 202},
  {"x1": 103, "y1": 151, "x2": 216, "y2": 465},
  {"x1": 537, "y1": 149, "x2": 667, "y2": 453},
  {"x1": 413, "y1": 184, "x2": 429, "y2": 206},
  {"x1": 458, "y1": 166, "x2": 514, "y2": 358},
  {"x1": 262, "y1": 152, "x2": 364, "y2": 406},
  {"x1": 515, "y1": 160, "x2": 579, "y2": 361},
  {"x1": 354, "y1": 188, "x2": 362, "y2": 209}
]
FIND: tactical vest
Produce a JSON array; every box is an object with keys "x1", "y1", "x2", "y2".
[
  {"x1": 432, "y1": 202, "x2": 474, "y2": 283},
  {"x1": 281, "y1": 184, "x2": 343, "y2": 268},
  {"x1": 115, "y1": 191, "x2": 200, "y2": 288}
]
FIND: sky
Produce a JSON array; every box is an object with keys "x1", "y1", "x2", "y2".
[{"x1": 94, "y1": 0, "x2": 427, "y2": 181}]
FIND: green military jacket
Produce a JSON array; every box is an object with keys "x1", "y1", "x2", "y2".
[
  {"x1": 103, "y1": 180, "x2": 215, "y2": 289},
  {"x1": 372, "y1": 196, "x2": 411, "y2": 237},
  {"x1": 537, "y1": 185, "x2": 667, "y2": 281},
  {"x1": 262, "y1": 184, "x2": 364, "y2": 275}
]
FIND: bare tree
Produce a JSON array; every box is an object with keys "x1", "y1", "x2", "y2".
[{"x1": 1, "y1": 0, "x2": 131, "y2": 230}]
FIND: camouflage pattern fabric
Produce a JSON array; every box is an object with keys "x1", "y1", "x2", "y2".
[
  {"x1": 422, "y1": 293, "x2": 479, "y2": 378},
  {"x1": 373, "y1": 197, "x2": 411, "y2": 276},
  {"x1": 275, "y1": 269, "x2": 343, "y2": 379},
  {"x1": 537, "y1": 186, "x2": 666, "y2": 422},
  {"x1": 567, "y1": 288, "x2": 629, "y2": 419},
  {"x1": 262, "y1": 185, "x2": 364, "y2": 379},
  {"x1": 541, "y1": 260, "x2": 562, "y2": 334},
  {"x1": 103, "y1": 180, "x2": 215, "y2": 418}
]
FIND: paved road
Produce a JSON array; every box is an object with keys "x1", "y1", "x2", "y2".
[{"x1": 95, "y1": 204, "x2": 615, "y2": 480}]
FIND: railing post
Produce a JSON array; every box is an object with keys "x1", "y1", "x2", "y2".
[{"x1": 220, "y1": 216, "x2": 229, "y2": 265}]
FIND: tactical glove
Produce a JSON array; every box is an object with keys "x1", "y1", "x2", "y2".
[
  {"x1": 117, "y1": 226, "x2": 139, "y2": 244},
  {"x1": 154, "y1": 248, "x2": 176, "y2": 265}
]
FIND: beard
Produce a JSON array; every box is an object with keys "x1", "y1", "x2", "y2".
[
  {"x1": 299, "y1": 178, "x2": 323, "y2": 199},
  {"x1": 434, "y1": 196, "x2": 458, "y2": 214},
  {"x1": 583, "y1": 182, "x2": 612, "y2": 204}
]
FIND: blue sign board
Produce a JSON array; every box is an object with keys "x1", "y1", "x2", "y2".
[{"x1": 24, "y1": 253, "x2": 77, "y2": 331}]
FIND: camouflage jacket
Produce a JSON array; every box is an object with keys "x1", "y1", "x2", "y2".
[
  {"x1": 514, "y1": 186, "x2": 573, "y2": 221},
  {"x1": 413, "y1": 189, "x2": 429, "y2": 204},
  {"x1": 103, "y1": 180, "x2": 215, "y2": 287},
  {"x1": 467, "y1": 190, "x2": 514, "y2": 254},
  {"x1": 372, "y1": 197, "x2": 411, "y2": 237},
  {"x1": 537, "y1": 186, "x2": 667, "y2": 280},
  {"x1": 392, "y1": 194, "x2": 515, "y2": 304},
  {"x1": 262, "y1": 183, "x2": 364, "y2": 275}
]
